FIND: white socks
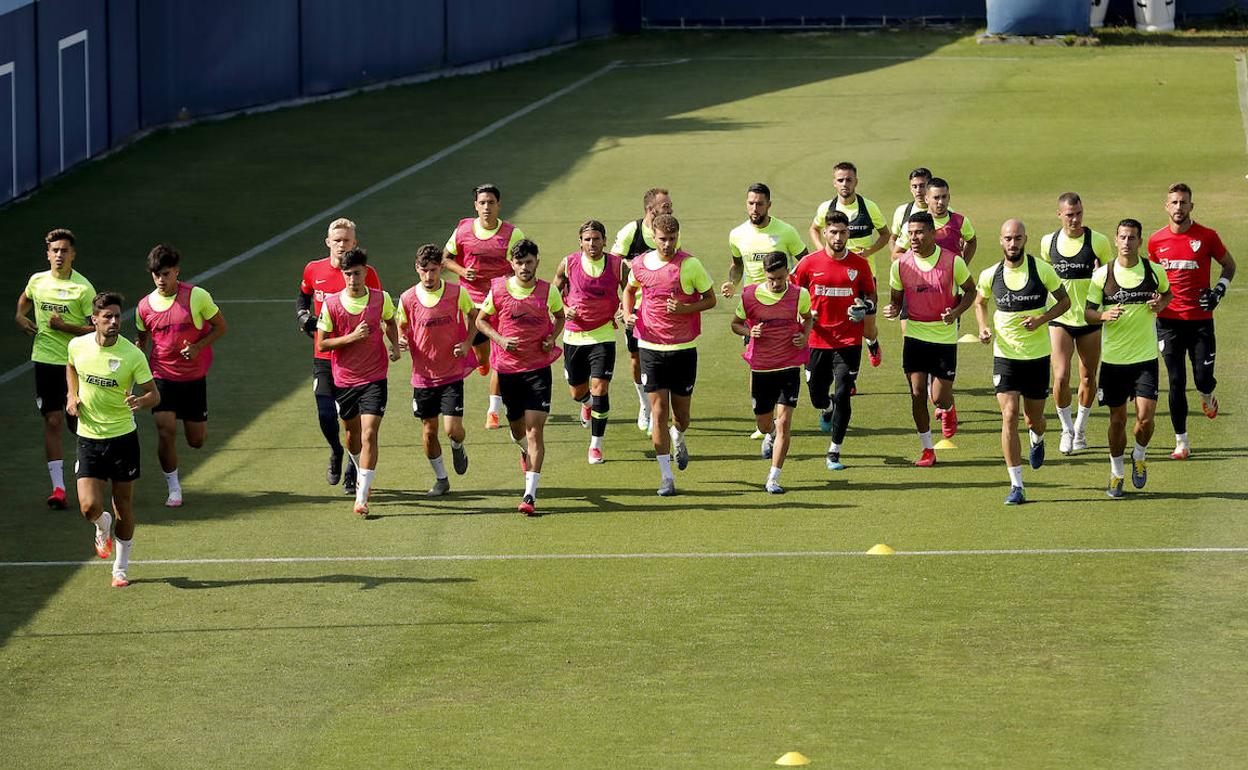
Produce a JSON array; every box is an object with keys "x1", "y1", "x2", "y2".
[
  {"x1": 918, "y1": 431, "x2": 934, "y2": 450},
  {"x1": 1175, "y1": 432, "x2": 1188, "y2": 448},
  {"x1": 1007, "y1": 465, "x2": 1024, "y2": 488},
  {"x1": 48, "y1": 460, "x2": 64, "y2": 490},
  {"x1": 656, "y1": 454, "x2": 673, "y2": 480},
  {"x1": 524, "y1": 471, "x2": 540, "y2": 498},
  {"x1": 164, "y1": 469, "x2": 181, "y2": 494},
  {"x1": 767, "y1": 466, "x2": 781, "y2": 484},
  {"x1": 1057, "y1": 405, "x2": 1074, "y2": 433},
  {"x1": 590, "y1": 435, "x2": 603, "y2": 450},
  {"x1": 1132, "y1": 442, "x2": 1147, "y2": 462},
  {"x1": 488, "y1": 394, "x2": 503, "y2": 415},
  {"x1": 1074, "y1": 405, "x2": 1092, "y2": 435},
  {"x1": 1028, "y1": 430, "x2": 1043, "y2": 446},
  {"x1": 356, "y1": 468, "x2": 375, "y2": 505},
  {"x1": 113, "y1": 538, "x2": 132, "y2": 577},
  {"x1": 635, "y1": 381, "x2": 646, "y2": 407},
  {"x1": 450, "y1": 439, "x2": 463, "y2": 450},
  {"x1": 829, "y1": 441, "x2": 842, "y2": 454},
  {"x1": 95, "y1": 510, "x2": 112, "y2": 537},
  {"x1": 1110, "y1": 455, "x2": 1125, "y2": 477},
  {"x1": 430, "y1": 455, "x2": 447, "y2": 480},
  {"x1": 669, "y1": 425, "x2": 685, "y2": 447}
]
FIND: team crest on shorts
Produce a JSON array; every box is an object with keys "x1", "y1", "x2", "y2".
[
  {"x1": 993, "y1": 374, "x2": 1001, "y2": 386},
  {"x1": 108, "y1": 358, "x2": 121, "y2": 372}
]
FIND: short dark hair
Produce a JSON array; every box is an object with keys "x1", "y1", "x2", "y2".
[
  {"x1": 46, "y1": 228, "x2": 75, "y2": 246},
  {"x1": 510, "y1": 238, "x2": 539, "y2": 261},
  {"x1": 643, "y1": 187, "x2": 669, "y2": 210},
  {"x1": 339, "y1": 248, "x2": 368, "y2": 270},
  {"x1": 909, "y1": 167, "x2": 932, "y2": 181},
  {"x1": 579, "y1": 220, "x2": 605, "y2": 237},
  {"x1": 1117, "y1": 219, "x2": 1143, "y2": 238},
  {"x1": 926, "y1": 177, "x2": 949, "y2": 191},
  {"x1": 1057, "y1": 192, "x2": 1082, "y2": 207},
  {"x1": 1167, "y1": 182, "x2": 1192, "y2": 198},
  {"x1": 146, "y1": 243, "x2": 181, "y2": 273},
  {"x1": 92, "y1": 291, "x2": 123, "y2": 312},
  {"x1": 824, "y1": 210, "x2": 851, "y2": 227},
  {"x1": 652, "y1": 213, "x2": 679, "y2": 234},
  {"x1": 762, "y1": 251, "x2": 788, "y2": 273},
  {"x1": 473, "y1": 184, "x2": 501, "y2": 202},
  {"x1": 746, "y1": 182, "x2": 771, "y2": 199},
  {"x1": 833, "y1": 161, "x2": 857, "y2": 174},
  {"x1": 414, "y1": 244, "x2": 442, "y2": 268},
  {"x1": 907, "y1": 211, "x2": 935, "y2": 230}
]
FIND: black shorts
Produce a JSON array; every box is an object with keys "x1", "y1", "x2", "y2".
[
  {"x1": 498, "y1": 367, "x2": 552, "y2": 421},
  {"x1": 1098, "y1": 359, "x2": 1160, "y2": 408},
  {"x1": 152, "y1": 377, "x2": 209, "y2": 422},
  {"x1": 76, "y1": 431, "x2": 141, "y2": 482},
  {"x1": 751, "y1": 367, "x2": 802, "y2": 415},
  {"x1": 902, "y1": 337, "x2": 957, "y2": 381},
  {"x1": 624, "y1": 324, "x2": 639, "y2": 354},
  {"x1": 639, "y1": 347, "x2": 697, "y2": 396},
  {"x1": 563, "y1": 342, "x2": 616, "y2": 386},
  {"x1": 993, "y1": 356, "x2": 1050, "y2": 400},
  {"x1": 1049, "y1": 320, "x2": 1102, "y2": 339},
  {"x1": 312, "y1": 358, "x2": 337, "y2": 398},
  {"x1": 412, "y1": 381, "x2": 465, "y2": 420},
  {"x1": 336, "y1": 379, "x2": 388, "y2": 420},
  {"x1": 34, "y1": 361, "x2": 68, "y2": 415}
]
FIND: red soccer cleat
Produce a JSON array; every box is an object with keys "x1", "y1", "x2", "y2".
[
  {"x1": 517, "y1": 494, "x2": 537, "y2": 515},
  {"x1": 580, "y1": 402, "x2": 591, "y2": 428},
  {"x1": 939, "y1": 405, "x2": 958, "y2": 439},
  {"x1": 94, "y1": 532, "x2": 113, "y2": 560},
  {"x1": 1171, "y1": 445, "x2": 1190, "y2": 460},
  {"x1": 915, "y1": 448, "x2": 937, "y2": 467},
  {"x1": 476, "y1": 361, "x2": 490, "y2": 377},
  {"x1": 868, "y1": 341, "x2": 882, "y2": 368},
  {"x1": 588, "y1": 447, "x2": 604, "y2": 465},
  {"x1": 519, "y1": 449, "x2": 530, "y2": 473},
  {"x1": 1201, "y1": 393, "x2": 1219, "y2": 419},
  {"x1": 46, "y1": 487, "x2": 67, "y2": 510},
  {"x1": 354, "y1": 502, "x2": 369, "y2": 517},
  {"x1": 111, "y1": 573, "x2": 130, "y2": 588},
  {"x1": 485, "y1": 411, "x2": 501, "y2": 430}
]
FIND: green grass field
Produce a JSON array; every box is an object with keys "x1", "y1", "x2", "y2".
[{"x1": 2, "y1": 29, "x2": 1248, "y2": 768}]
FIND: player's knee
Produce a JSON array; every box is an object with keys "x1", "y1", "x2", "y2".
[
  {"x1": 44, "y1": 411, "x2": 63, "y2": 432},
  {"x1": 186, "y1": 434, "x2": 205, "y2": 449},
  {"x1": 315, "y1": 395, "x2": 337, "y2": 421}
]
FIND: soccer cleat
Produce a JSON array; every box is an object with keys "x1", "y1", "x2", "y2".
[
  {"x1": 427, "y1": 477, "x2": 451, "y2": 498},
  {"x1": 110, "y1": 572, "x2": 130, "y2": 588},
  {"x1": 343, "y1": 462, "x2": 357, "y2": 496},
  {"x1": 1201, "y1": 392, "x2": 1219, "y2": 419},
  {"x1": 94, "y1": 531, "x2": 113, "y2": 560},
  {"x1": 1171, "y1": 443, "x2": 1190, "y2": 460},
  {"x1": 765, "y1": 480, "x2": 785, "y2": 495},
  {"x1": 1029, "y1": 439, "x2": 1045, "y2": 470},
  {"x1": 519, "y1": 449, "x2": 530, "y2": 473},
  {"x1": 749, "y1": 428, "x2": 765, "y2": 440},
  {"x1": 353, "y1": 501, "x2": 369, "y2": 517},
  {"x1": 580, "y1": 402, "x2": 591, "y2": 428},
  {"x1": 165, "y1": 489, "x2": 183, "y2": 508},
  {"x1": 656, "y1": 478, "x2": 677, "y2": 497},
  {"x1": 818, "y1": 409, "x2": 833, "y2": 434},
  {"x1": 1106, "y1": 475, "x2": 1124, "y2": 498},
  {"x1": 637, "y1": 405, "x2": 651, "y2": 432},
  {"x1": 915, "y1": 448, "x2": 937, "y2": 467},
  {"x1": 485, "y1": 411, "x2": 501, "y2": 430},
  {"x1": 867, "y1": 340, "x2": 882, "y2": 368},
  {"x1": 1131, "y1": 458, "x2": 1148, "y2": 489},
  {"x1": 1004, "y1": 486, "x2": 1026, "y2": 505},
  {"x1": 671, "y1": 430, "x2": 689, "y2": 471},
  {"x1": 326, "y1": 448, "x2": 343, "y2": 485},
  {"x1": 938, "y1": 405, "x2": 958, "y2": 439},
  {"x1": 476, "y1": 362, "x2": 490, "y2": 377},
  {"x1": 46, "y1": 487, "x2": 67, "y2": 510},
  {"x1": 451, "y1": 443, "x2": 469, "y2": 475},
  {"x1": 826, "y1": 452, "x2": 845, "y2": 471},
  {"x1": 587, "y1": 447, "x2": 604, "y2": 465},
  {"x1": 760, "y1": 433, "x2": 774, "y2": 460},
  {"x1": 1072, "y1": 431, "x2": 1088, "y2": 452},
  {"x1": 1059, "y1": 431, "x2": 1074, "y2": 455},
  {"x1": 518, "y1": 494, "x2": 537, "y2": 516}
]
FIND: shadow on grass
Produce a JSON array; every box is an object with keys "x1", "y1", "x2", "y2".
[
  {"x1": 147, "y1": 574, "x2": 474, "y2": 590},
  {"x1": 12, "y1": 617, "x2": 541, "y2": 640},
  {"x1": 1095, "y1": 27, "x2": 1248, "y2": 46}
]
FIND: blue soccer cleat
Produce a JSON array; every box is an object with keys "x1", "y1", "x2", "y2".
[
  {"x1": 1107, "y1": 475, "x2": 1125, "y2": 499},
  {"x1": 1004, "y1": 486, "x2": 1026, "y2": 505},
  {"x1": 818, "y1": 409, "x2": 833, "y2": 434},
  {"x1": 1131, "y1": 458, "x2": 1147, "y2": 489},
  {"x1": 826, "y1": 452, "x2": 845, "y2": 471},
  {"x1": 1029, "y1": 438, "x2": 1045, "y2": 469}
]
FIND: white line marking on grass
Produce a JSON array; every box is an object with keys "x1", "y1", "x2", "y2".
[
  {"x1": 3, "y1": 546, "x2": 1246, "y2": 569},
  {"x1": 0, "y1": 59, "x2": 622, "y2": 387},
  {"x1": 1236, "y1": 55, "x2": 1248, "y2": 154}
]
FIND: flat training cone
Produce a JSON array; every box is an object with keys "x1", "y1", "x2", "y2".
[
  {"x1": 776, "y1": 751, "x2": 811, "y2": 766},
  {"x1": 933, "y1": 438, "x2": 957, "y2": 450},
  {"x1": 958, "y1": 333, "x2": 978, "y2": 343},
  {"x1": 867, "y1": 543, "x2": 895, "y2": 555}
]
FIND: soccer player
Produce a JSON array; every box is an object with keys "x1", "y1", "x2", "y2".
[
  {"x1": 809, "y1": 161, "x2": 887, "y2": 367},
  {"x1": 442, "y1": 184, "x2": 526, "y2": 430},
  {"x1": 1039, "y1": 192, "x2": 1113, "y2": 455},
  {"x1": 974, "y1": 220, "x2": 1070, "y2": 505},
  {"x1": 135, "y1": 244, "x2": 228, "y2": 508},
  {"x1": 1146, "y1": 183, "x2": 1236, "y2": 459},
  {"x1": 297, "y1": 217, "x2": 381, "y2": 495},
  {"x1": 609, "y1": 187, "x2": 673, "y2": 432},
  {"x1": 887, "y1": 167, "x2": 932, "y2": 255},
  {"x1": 316, "y1": 248, "x2": 400, "y2": 516},
  {"x1": 554, "y1": 220, "x2": 625, "y2": 464},
  {"x1": 731, "y1": 252, "x2": 812, "y2": 494},
  {"x1": 891, "y1": 177, "x2": 977, "y2": 264},
  {"x1": 397, "y1": 244, "x2": 476, "y2": 497},
  {"x1": 1085, "y1": 219, "x2": 1172, "y2": 498},
  {"x1": 65, "y1": 292, "x2": 160, "y2": 587},
  {"x1": 15, "y1": 228, "x2": 95, "y2": 509},
  {"x1": 882, "y1": 212, "x2": 976, "y2": 467},
  {"x1": 791, "y1": 211, "x2": 877, "y2": 471},
  {"x1": 622, "y1": 214, "x2": 716, "y2": 497},
  {"x1": 476, "y1": 239, "x2": 565, "y2": 515}
]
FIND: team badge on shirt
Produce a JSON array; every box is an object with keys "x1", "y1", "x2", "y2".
[
  {"x1": 847, "y1": 269, "x2": 858, "y2": 281},
  {"x1": 1189, "y1": 240, "x2": 1202, "y2": 252},
  {"x1": 57, "y1": 288, "x2": 70, "y2": 299},
  {"x1": 108, "y1": 358, "x2": 121, "y2": 372}
]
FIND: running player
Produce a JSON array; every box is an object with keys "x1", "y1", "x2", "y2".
[
  {"x1": 891, "y1": 177, "x2": 977, "y2": 264},
  {"x1": 1085, "y1": 219, "x2": 1172, "y2": 498},
  {"x1": 297, "y1": 217, "x2": 381, "y2": 495},
  {"x1": 554, "y1": 220, "x2": 625, "y2": 464},
  {"x1": 622, "y1": 214, "x2": 716, "y2": 497},
  {"x1": 791, "y1": 211, "x2": 877, "y2": 471},
  {"x1": 316, "y1": 248, "x2": 400, "y2": 516},
  {"x1": 135, "y1": 244, "x2": 228, "y2": 508},
  {"x1": 1039, "y1": 192, "x2": 1112, "y2": 455},
  {"x1": 809, "y1": 162, "x2": 887, "y2": 367},
  {"x1": 731, "y1": 252, "x2": 812, "y2": 494},
  {"x1": 974, "y1": 220, "x2": 1070, "y2": 505},
  {"x1": 442, "y1": 184, "x2": 526, "y2": 430},
  {"x1": 476, "y1": 239, "x2": 565, "y2": 515},
  {"x1": 65, "y1": 292, "x2": 160, "y2": 587},
  {"x1": 888, "y1": 167, "x2": 931, "y2": 255},
  {"x1": 1146, "y1": 183, "x2": 1236, "y2": 459},
  {"x1": 16, "y1": 228, "x2": 95, "y2": 509},
  {"x1": 609, "y1": 187, "x2": 673, "y2": 432},
  {"x1": 882, "y1": 212, "x2": 976, "y2": 467},
  {"x1": 397, "y1": 244, "x2": 476, "y2": 497}
]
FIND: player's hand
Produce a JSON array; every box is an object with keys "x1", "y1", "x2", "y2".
[
  {"x1": 1146, "y1": 292, "x2": 1165, "y2": 312},
  {"x1": 388, "y1": 345, "x2": 401, "y2": 362},
  {"x1": 940, "y1": 307, "x2": 958, "y2": 325},
  {"x1": 125, "y1": 394, "x2": 143, "y2": 412},
  {"x1": 791, "y1": 333, "x2": 806, "y2": 348},
  {"x1": 1199, "y1": 284, "x2": 1226, "y2": 312},
  {"x1": 181, "y1": 339, "x2": 200, "y2": 360},
  {"x1": 15, "y1": 314, "x2": 37, "y2": 335},
  {"x1": 541, "y1": 335, "x2": 554, "y2": 352},
  {"x1": 750, "y1": 323, "x2": 764, "y2": 339},
  {"x1": 352, "y1": 321, "x2": 371, "y2": 341},
  {"x1": 564, "y1": 304, "x2": 579, "y2": 320},
  {"x1": 397, "y1": 337, "x2": 409, "y2": 352},
  {"x1": 720, "y1": 282, "x2": 736, "y2": 298},
  {"x1": 450, "y1": 342, "x2": 465, "y2": 357},
  {"x1": 882, "y1": 303, "x2": 900, "y2": 320},
  {"x1": 500, "y1": 336, "x2": 518, "y2": 351},
  {"x1": 65, "y1": 396, "x2": 79, "y2": 417},
  {"x1": 622, "y1": 312, "x2": 637, "y2": 329},
  {"x1": 47, "y1": 312, "x2": 64, "y2": 331},
  {"x1": 978, "y1": 327, "x2": 993, "y2": 344},
  {"x1": 665, "y1": 297, "x2": 683, "y2": 314},
  {"x1": 1102, "y1": 305, "x2": 1124, "y2": 322},
  {"x1": 1020, "y1": 315, "x2": 1042, "y2": 331},
  {"x1": 847, "y1": 299, "x2": 868, "y2": 323},
  {"x1": 463, "y1": 267, "x2": 478, "y2": 282}
]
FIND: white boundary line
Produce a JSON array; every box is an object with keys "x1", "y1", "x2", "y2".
[
  {"x1": 1236, "y1": 55, "x2": 1248, "y2": 155},
  {"x1": 3, "y1": 546, "x2": 1246, "y2": 569},
  {"x1": 0, "y1": 59, "x2": 621, "y2": 387}
]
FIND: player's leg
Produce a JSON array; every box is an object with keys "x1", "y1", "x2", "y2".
[
  {"x1": 565, "y1": 344, "x2": 591, "y2": 427},
  {"x1": 1049, "y1": 325, "x2": 1075, "y2": 451},
  {"x1": 628, "y1": 329, "x2": 649, "y2": 431},
  {"x1": 109, "y1": 479, "x2": 136, "y2": 587},
  {"x1": 341, "y1": 407, "x2": 364, "y2": 508},
  {"x1": 649, "y1": 387, "x2": 675, "y2": 495},
  {"x1": 517, "y1": 368, "x2": 552, "y2": 514},
  {"x1": 930, "y1": 343, "x2": 958, "y2": 439},
  {"x1": 585, "y1": 342, "x2": 614, "y2": 463},
  {"x1": 1102, "y1": 361, "x2": 1128, "y2": 497},
  {"x1": 753, "y1": 370, "x2": 778, "y2": 466},
  {"x1": 997, "y1": 391, "x2": 1025, "y2": 502},
  {"x1": 35, "y1": 362, "x2": 71, "y2": 507},
  {"x1": 154, "y1": 410, "x2": 183, "y2": 506},
  {"x1": 907, "y1": 363, "x2": 936, "y2": 466},
  {"x1": 766, "y1": 370, "x2": 798, "y2": 494},
  {"x1": 806, "y1": 349, "x2": 834, "y2": 432},
  {"x1": 422, "y1": 413, "x2": 449, "y2": 497},
  {"x1": 1072, "y1": 327, "x2": 1101, "y2": 449},
  {"x1": 862, "y1": 314, "x2": 882, "y2": 367},
  {"x1": 1157, "y1": 319, "x2": 1189, "y2": 453},
  {"x1": 442, "y1": 381, "x2": 468, "y2": 475},
  {"x1": 1129, "y1": 362, "x2": 1160, "y2": 490},
  {"x1": 354, "y1": 411, "x2": 383, "y2": 514},
  {"x1": 826, "y1": 347, "x2": 859, "y2": 469},
  {"x1": 76, "y1": 473, "x2": 113, "y2": 559},
  {"x1": 1191, "y1": 319, "x2": 1218, "y2": 421},
  {"x1": 665, "y1": 349, "x2": 696, "y2": 473},
  {"x1": 312, "y1": 360, "x2": 345, "y2": 485},
  {"x1": 474, "y1": 332, "x2": 501, "y2": 429}
]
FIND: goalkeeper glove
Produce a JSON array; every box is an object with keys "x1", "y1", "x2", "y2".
[
  {"x1": 1198, "y1": 280, "x2": 1228, "y2": 312},
  {"x1": 297, "y1": 309, "x2": 318, "y2": 337}
]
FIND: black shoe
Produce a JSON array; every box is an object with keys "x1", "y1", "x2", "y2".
[
  {"x1": 327, "y1": 449, "x2": 344, "y2": 485},
  {"x1": 451, "y1": 443, "x2": 469, "y2": 475},
  {"x1": 343, "y1": 460, "x2": 357, "y2": 496}
]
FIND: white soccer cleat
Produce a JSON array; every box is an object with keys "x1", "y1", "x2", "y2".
[
  {"x1": 1059, "y1": 431, "x2": 1073, "y2": 455},
  {"x1": 637, "y1": 405, "x2": 651, "y2": 432},
  {"x1": 1072, "y1": 431, "x2": 1088, "y2": 452},
  {"x1": 165, "y1": 488, "x2": 183, "y2": 508}
]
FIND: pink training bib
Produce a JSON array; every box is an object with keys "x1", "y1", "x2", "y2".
[
  {"x1": 487, "y1": 278, "x2": 562, "y2": 374},
  {"x1": 741, "y1": 283, "x2": 809, "y2": 371},
  {"x1": 933, "y1": 211, "x2": 966, "y2": 256},
  {"x1": 630, "y1": 250, "x2": 701, "y2": 346},
  {"x1": 399, "y1": 282, "x2": 475, "y2": 388},
  {"x1": 899, "y1": 248, "x2": 957, "y2": 323},
  {"x1": 324, "y1": 289, "x2": 389, "y2": 387},
  {"x1": 454, "y1": 218, "x2": 515, "y2": 305},
  {"x1": 564, "y1": 251, "x2": 622, "y2": 333},
  {"x1": 137, "y1": 282, "x2": 213, "y2": 381}
]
